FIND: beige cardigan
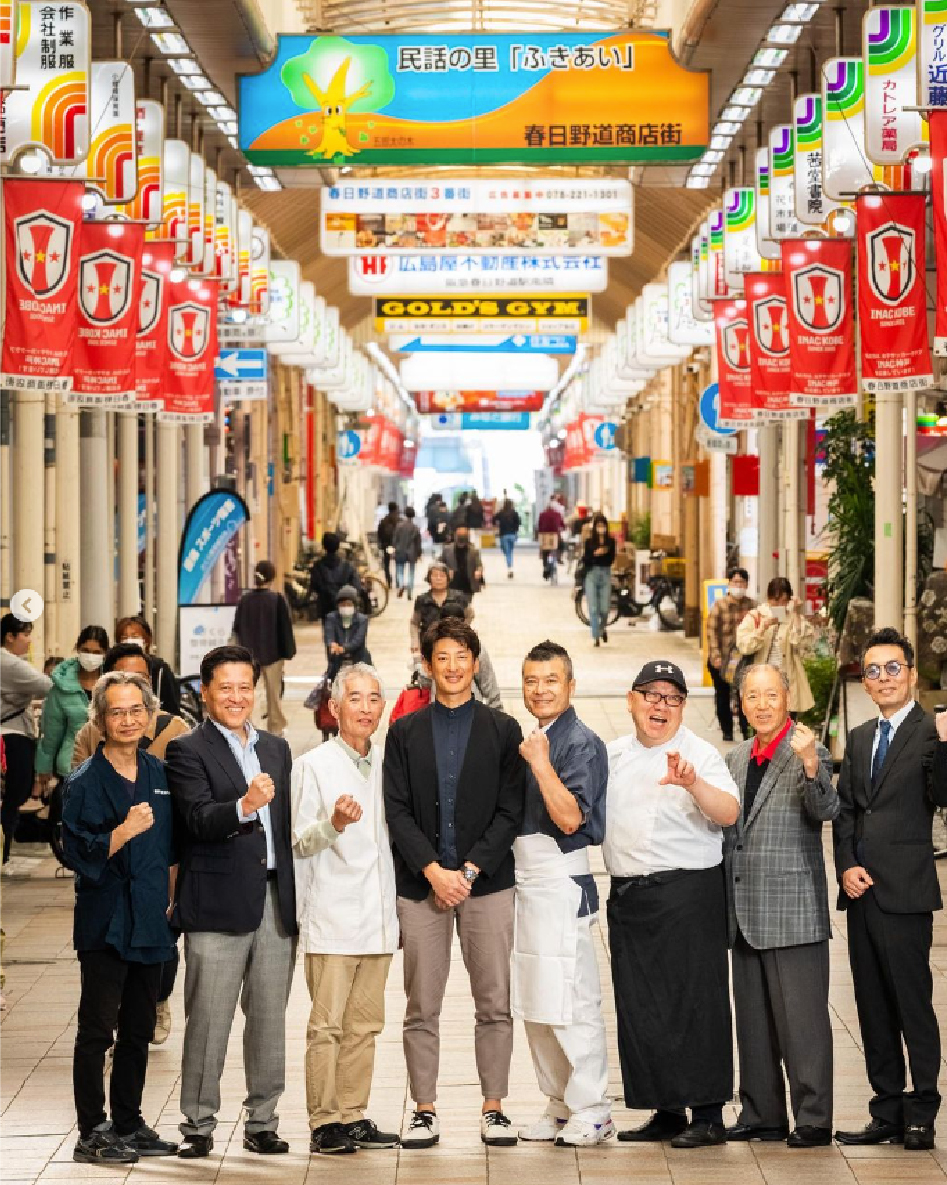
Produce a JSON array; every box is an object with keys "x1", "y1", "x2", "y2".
[{"x1": 736, "y1": 603, "x2": 816, "y2": 714}]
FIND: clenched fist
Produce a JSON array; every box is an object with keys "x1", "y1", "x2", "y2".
[
  {"x1": 123, "y1": 802, "x2": 154, "y2": 839},
  {"x1": 519, "y1": 728, "x2": 551, "y2": 770},
  {"x1": 789, "y1": 722, "x2": 818, "y2": 768},
  {"x1": 243, "y1": 772, "x2": 275, "y2": 815},
  {"x1": 331, "y1": 794, "x2": 363, "y2": 832}
]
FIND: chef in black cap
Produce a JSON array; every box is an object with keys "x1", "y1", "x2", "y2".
[{"x1": 603, "y1": 659, "x2": 741, "y2": 1150}]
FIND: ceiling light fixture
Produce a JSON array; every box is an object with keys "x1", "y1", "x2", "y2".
[
  {"x1": 730, "y1": 86, "x2": 763, "y2": 107},
  {"x1": 710, "y1": 134, "x2": 733, "y2": 151},
  {"x1": 151, "y1": 30, "x2": 190, "y2": 54},
  {"x1": 168, "y1": 57, "x2": 200, "y2": 74},
  {"x1": 781, "y1": 2, "x2": 821, "y2": 20},
  {"x1": 743, "y1": 68, "x2": 775, "y2": 87},
  {"x1": 720, "y1": 105, "x2": 750, "y2": 123},
  {"x1": 180, "y1": 73, "x2": 211, "y2": 90},
  {"x1": 766, "y1": 22, "x2": 803, "y2": 45},
  {"x1": 753, "y1": 47, "x2": 788, "y2": 68},
  {"x1": 714, "y1": 120, "x2": 742, "y2": 136},
  {"x1": 135, "y1": 6, "x2": 173, "y2": 26}
]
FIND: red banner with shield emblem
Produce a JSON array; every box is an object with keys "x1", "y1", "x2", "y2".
[
  {"x1": 160, "y1": 276, "x2": 217, "y2": 422},
  {"x1": 781, "y1": 238, "x2": 857, "y2": 407},
  {"x1": 136, "y1": 242, "x2": 175, "y2": 410},
  {"x1": 744, "y1": 272, "x2": 808, "y2": 421},
  {"x1": 714, "y1": 297, "x2": 753, "y2": 428},
  {"x1": 71, "y1": 222, "x2": 145, "y2": 405},
  {"x1": 1, "y1": 179, "x2": 84, "y2": 391},
  {"x1": 856, "y1": 193, "x2": 932, "y2": 393}
]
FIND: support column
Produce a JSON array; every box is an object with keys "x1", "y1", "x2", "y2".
[
  {"x1": 43, "y1": 392, "x2": 58, "y2": 654},
  {"x1": 155, "y1": 423, "x2": 180, "y2": 666},
  {"x1": 904, "y1": 389, "x2": 918, "y2": 650},
  {"x1": 783, "y1": 422, "x2": 804, "y2": 597},
  {"x1": 79, "y1": 411, "x2": 111, "y2": 632},
  {"x1": 874, "y1": 387, "x2": 904, "y2": 629},
  {"x1": 184, "y1": 423, "x2": 205, "y2": 512},
  {"x1": 117, "y1": 412, "x2": 139, "y2": 617},
  {"x1": 143, "y1": 413, "x2": 155, "y2": 629},
  {"x1": 13, "y1": 390, "x2": 46, "y2": 656},
  {"x1": 757, "y1": 424, "x2": 779, "y2": 592},
  {"x1": 56, "y1": 402, "x2": 82, "y2": 649},
  {"x1": 0, "y1": 394, "x2": 11, "y2": 606}
]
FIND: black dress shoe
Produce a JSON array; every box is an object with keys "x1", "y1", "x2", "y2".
[
  {"x1": 178, "y1": 1135, "x2": 213, "y2": 1159},
  {"x1": 618, "y1": 1111, "x2": 688, "y2": 1142},
  {"x1": 834, "y1": 1118, "x2": 903, "y2": 1145},
  {"x1": 726, "y1": 1123, "x2": 789, "y2": 1142},
  {"x1": 670, "y1": 1121, "x2": 728, "y2": 1148},
  {"x1": 904, "y1": 1124, "x2": 935, "y2": 1151},
  {"x1": 787, "y1": 1126, "x2": 833, "y2": 1148},
  {"x1": 244, "y1": 1131, "x2": 289, "y2": 1154}
]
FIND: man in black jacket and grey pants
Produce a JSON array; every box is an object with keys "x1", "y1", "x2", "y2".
[
  {"x1": 383, "y1": 616, "x2": 525, "y2": 1150},
  {"x1": 833, "y1": 627, "x2": 947, "y2": 1152}
]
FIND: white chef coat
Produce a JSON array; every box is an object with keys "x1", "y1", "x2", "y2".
[{"x1": 603, "y1": 725, "x2": 740, "y2": 877}]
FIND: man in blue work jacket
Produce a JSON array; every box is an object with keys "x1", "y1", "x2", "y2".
[{"x1": 62, "y1": 670, "x2": 178, "y2": 1165}]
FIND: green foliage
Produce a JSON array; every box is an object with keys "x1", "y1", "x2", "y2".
[
  {"x1": 798, "y1": 653, "x2": 838, "y2": 730},
  {"x1": 281, "y1": 38, "x2": 394, "y2": 112},
  {"x1": 629, "y1": 511, "x2": 651, "y2": 549},
  {"x1": 820, "y1": 411, "x2": 875, "y2": 635}
]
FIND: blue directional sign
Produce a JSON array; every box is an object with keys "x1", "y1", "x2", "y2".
[
  {"x1": 337, "y1": 429, "x2": 362, "y2": 460},
  {"x1": 214, "y1": 348, "x2": 268, "y2": 382},
  {"x1": 462, "y1": 412, "x2": 530, "y2": 430},
  {"x1": 699, "y1": 382, "x2": 738, "y2": 437},
  {"x1": 594, "y1": 421, "x2": 618, "y2": 450},
  {"x1": 392, "y1": 334, "x2": 577, "y2": 355}
]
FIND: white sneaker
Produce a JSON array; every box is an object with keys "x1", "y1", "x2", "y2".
[
  {"x1": 481, "y1": 1110, "x2": 517, "y2": 1146},
  {"x1": 555, "y1": 1117, "x2": 616, "y2": 1146},
  {"x1": 151, "y1": 999, "x2": 171, "y2": 1045},
  {"x1": 519, "y1": 1114, "x2": 567, "y2": 1142},
  {"x1": 401, "y1": 1111, "x2": 439, "y2": 1149}
]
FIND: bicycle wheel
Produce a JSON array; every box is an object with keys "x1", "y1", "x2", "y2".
[
  {"x1": 574, "y1": 590, "x2": 620, "y2": 626},
  {"x1": 361, "y1": 574, "x2": 389, "y2": 618}
]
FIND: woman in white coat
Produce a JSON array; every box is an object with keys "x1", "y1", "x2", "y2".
[
  {"x1": 736, "y1": 577, "x2": 815, "y2": 715},
  {"x1": 291, "y1": 663, "x2": 400, "y2": 1156}
]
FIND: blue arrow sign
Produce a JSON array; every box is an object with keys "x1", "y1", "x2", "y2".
[
  {"x1": 699, "y1": 382, "x2": 738, "y2": 437},
  {"x1": 594, "y1": 421, "x2": 618, "y2": 450},
  {"x1": 393, "y1": 334, "x2": 577, "y2": 355},
  {"x1": 214, "y1": 348, "x2": 268, "y2": 382}
]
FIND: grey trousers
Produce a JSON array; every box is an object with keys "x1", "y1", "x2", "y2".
[
  {"x1": 397, "y1": 888, "x2": 514, "y2": 1105},
  {"x1": 179, "y1": 882, "x2": 297, "y2": 1137},
  {"x1": 732, "y1": 932, "x2": 833, "y2": 1131}
]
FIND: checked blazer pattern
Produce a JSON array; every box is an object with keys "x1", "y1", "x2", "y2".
[{"x1": 724, "y1": 728, "x2": 840, "y2": 950}]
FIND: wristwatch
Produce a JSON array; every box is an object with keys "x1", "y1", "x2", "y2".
[{"x1": 462, "y1": 866, "x2": 479, "y2": 884}]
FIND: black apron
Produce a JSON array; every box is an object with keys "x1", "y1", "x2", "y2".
[{"x1": 607, "y1": 863, "x2": 733, "y2": 1109}]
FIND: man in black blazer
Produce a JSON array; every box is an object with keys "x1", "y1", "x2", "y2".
[
  {"x1": 166, "y1": 645, "x2": 297, "y2": 1159},
  {"x1": 833, "y1": 627, "x2": 947, "y2": 1151},
  {"x1": 384, "y1": 616, "x2": 525, "y2": 1150}
]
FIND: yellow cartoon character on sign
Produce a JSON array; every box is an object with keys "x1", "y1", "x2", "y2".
[{"x1": 303, "y1": 59, "x2": 371, "y2": 158}]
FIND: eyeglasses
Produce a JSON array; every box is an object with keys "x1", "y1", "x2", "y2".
[
  {"x1": 638, "y1": 690, "x2": 686, "y2": 708},
  {"x1": 863, "y1": 660, "x2": 911, "y2": 681},
  {"x1": 105, "y1": 705, "x2": 148, "y2": 721}
]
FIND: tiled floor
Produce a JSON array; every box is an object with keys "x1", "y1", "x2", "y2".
[{"x1": 3, "y1": 546, "x2": 947, "y2": 1183}]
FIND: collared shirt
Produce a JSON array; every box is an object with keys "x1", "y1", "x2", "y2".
[
  {"x1": 751, "y1": 718, "x2": 792, "y2": 766},
  {"x1": 215, "y1": 718, "x2": 276, "y2": 870},
  {"x1": 431, "y1": 694, "x2": 476, "y2": 869},
  {"x1": 707, "y1": 593, "x2": 756, "y2": 666},
  {"x1": 334, "y1": 735, "x2": 373, "y2": 780},
  {"x1": 870, "y1": 698, "x2": 915, "y2": 766},
  {"x1": 604, "y1": 724, "x2": 741, "y2": 876}
]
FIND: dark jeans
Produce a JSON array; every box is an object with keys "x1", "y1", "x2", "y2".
[
  {"x1": 1, "y1": 733, "x2": 36, "y2": 863},
  {"x1": 158, "y1": 945, "x2": 180, "y2": 1004},
  {"x1": 707, "y1": 661, "x2": 749, "y2": 741},
  {"x1": 381, "y1": 549, "x2": 393, "y2": 587},
  {"x1": 74, "y1": 948, "x2": 161, "y2": 1137}
]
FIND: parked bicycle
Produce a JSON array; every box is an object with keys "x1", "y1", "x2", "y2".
[{"x1": 573, "y1": 555, "x2": 683, "y2": 631}]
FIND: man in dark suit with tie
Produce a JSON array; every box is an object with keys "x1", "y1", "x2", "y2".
[
  {"x1": 834, "y1": 627, "x2": 947, "y2": 1151},
  {"x1": 166, "y1": 646, "x2": 297, "y2": 1159}
]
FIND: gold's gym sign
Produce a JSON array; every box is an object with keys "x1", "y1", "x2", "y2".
[{"x1": 373, "y1": 294, "x2": 590, "y2": 333}]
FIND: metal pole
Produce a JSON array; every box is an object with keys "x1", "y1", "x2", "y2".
[
  {"x1": 144, "y1": 413, "x2": 155, "y2": 630},
  {"x1": 43, "y1": 391, "x2": 58, "y2": 654},
  {"x1": 79, "y1": 411, "x2": 111, "y2": 632},
  {"x1": 873, "y1": 389, "x2": 904, "y2": 629},
  {"x1": 118, "y1": 412, "x2": 139, "y2": 616},
  {"x1": 757, "y1": 425, "x2": 779, "y2": 591},
  {"x1": 56, "y1": 402, "x2": 82, "y2": 649},
  {"x1": 784, "y1": 420, "x2": 803, "y2": 596},
  {"x1": 904, "y1": 388, "x2": 918, "y2": 649},
  {"x1": 155, "y1": 424, "x2": 180, "y2": 665},
  {"x1": 0, "y1": 393, "x2": 10, "y2": 606},
  {"x1": 13, "y1": 390, "x2": 46, "y2": 657}
]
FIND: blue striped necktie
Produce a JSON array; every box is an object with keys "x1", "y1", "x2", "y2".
[{"x1": 871, "y1": 719, "x2": 892, "y2": 791}]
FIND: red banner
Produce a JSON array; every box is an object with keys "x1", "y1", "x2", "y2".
[
  {"x1": 159, "y1": 276, "x2": 217, "y2": 423},
  {"x1": 1, "y1": 179, "x2": 84, "y2": 392},
  {"x1": 714, "y1": 297, "x2": 753, "y2": 429},
  {"x1": 856, "y1": 193, "x2": 932, "y2": 394},
  {"x1": 562, "y1": 419, "x2": 589, "y2": 470},
  {"x1": 69, "y1": 222, "x2": 144, "y2": 406},
  {"x1": 136, "y1": 242, "x2": 175, "y2": 410},
  {"x1": 744, "y1": 272, "x2": 808, "y2": 422},
  {"x1": 413, "y1": 390, "x2": 545, "y2": 413},
  {"x1": 781, "y1": 238, "x2": 857, "y2": 408},
  {"x1": 931, "y1": 111, "x2": 947, "y2": 355},
  {"x1": 398, "y1": 440, "x2": 417, "y2": 479}
]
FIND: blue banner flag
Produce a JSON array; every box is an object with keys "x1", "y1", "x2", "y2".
[{"x1": 178, "y1": 491, "x2": 251, "y2": 606}]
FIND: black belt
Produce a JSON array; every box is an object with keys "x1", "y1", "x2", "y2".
[{"x1": 611, "y1": 867, "x2": 712, "y2": 890}]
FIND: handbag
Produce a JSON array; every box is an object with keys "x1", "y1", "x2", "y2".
[{"x1": 389, "y1": 669, "x2": 431, "y2": 723}]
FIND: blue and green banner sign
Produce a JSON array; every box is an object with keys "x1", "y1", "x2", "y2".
[
  {"x1": 239, "y1": 32, "x2": 708, "y2": 166},
  {"x1": 178, "y1": 491, "x2": 250, "y2": 606}
]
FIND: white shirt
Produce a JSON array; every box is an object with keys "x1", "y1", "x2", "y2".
[
  {"x1": 603, "y1": 725, "x2": 740, "y2": 876},
  {"x1": 870, "y1": 698, "x2": 915, "y2": 765},
  {"x1": 213, "y1": 718, "x2": 276, "y2": 870}
]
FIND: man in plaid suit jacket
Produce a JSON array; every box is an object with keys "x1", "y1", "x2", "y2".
[{"x1": 723, "y1": 664, "x2": 839, "y2": 1149}]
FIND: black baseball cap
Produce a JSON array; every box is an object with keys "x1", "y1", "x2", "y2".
[{"x1": 632, "y1": 660, "x2": 688, "y2": 696}]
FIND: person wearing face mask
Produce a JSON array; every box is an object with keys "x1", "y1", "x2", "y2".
[
  {"x1": 409, "y1": 563, "x2": 471, "y2": 661},
  {"x1": 323, "y1": 588, "x2": 372, "y2": 682},
  {"x1": 706, "y1": 568, "x2": 756, "y2": 743},
  {"x1": 0, "y1": 615, "x2": 53, "y2": 867},
  {"x1": 33, "y1": 626, "x2": 110, "y2": 802},
  {"x1": 604, "y1": 660, "x2": 741, "y2": 1149},
  {"x1": 115, "y1": 617, "x2": 181, "y2": 718},
  {"x1": 440, "y1": 528, "x2": 483, "y2": 597}
]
